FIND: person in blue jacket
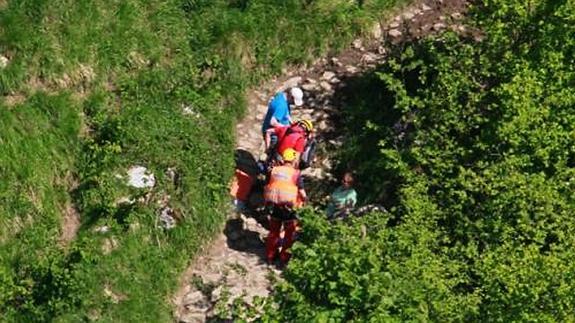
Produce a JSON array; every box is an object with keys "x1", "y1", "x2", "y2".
[{"x1": 261, "y1": 87, "x2": 304, "y2": 137}]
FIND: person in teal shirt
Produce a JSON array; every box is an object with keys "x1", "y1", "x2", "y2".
[{"x1": 326, "y1": 172, "x2": 357, "y2": 219}]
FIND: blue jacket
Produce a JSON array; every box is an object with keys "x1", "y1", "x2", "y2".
[{"x1": 262, "y1": 92, "x2": 290, "y2": 133}]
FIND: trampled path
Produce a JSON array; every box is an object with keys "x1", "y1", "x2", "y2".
[{"x1": 173, "y1": 1, "x2": 467, "y2": 321}]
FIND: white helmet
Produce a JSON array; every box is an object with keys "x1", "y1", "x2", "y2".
[{"x1": 290, "y1": 87, "x2": 304, "y2": 106}]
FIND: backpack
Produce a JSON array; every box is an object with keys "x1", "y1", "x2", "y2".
[{"x1": 299, "y1": 138, "x2": 317, "y2": 169}]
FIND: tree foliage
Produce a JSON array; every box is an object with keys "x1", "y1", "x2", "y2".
[{"x1": 268, "y1": 0, "x2": 575, "y2": 321}]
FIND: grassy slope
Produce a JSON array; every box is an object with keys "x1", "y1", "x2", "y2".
[{"x1": 0, "y1": 0, "x2": 407, "y2": 320}]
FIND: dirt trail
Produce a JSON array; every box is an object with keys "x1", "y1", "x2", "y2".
[{"x1": 173, "y1": 1, "x2": 468, "y2": 321}]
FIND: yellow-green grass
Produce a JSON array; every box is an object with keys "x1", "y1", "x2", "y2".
[{"x1": 0, "y1": 0, "x2": 408, "y2": 320}]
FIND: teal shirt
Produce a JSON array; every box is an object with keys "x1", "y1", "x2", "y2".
[{"x1": 326, "y1": 186, "x2": 357, "y2": 217}]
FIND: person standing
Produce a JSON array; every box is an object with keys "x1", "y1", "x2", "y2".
[
  {"x1": 326, "y1": 172, "x2": 357, "y2": 219},
  {"x1": 263, "y1": 148, "x2": 307, "y2": 265},
  {"x1": 261, "y1": 87, "x2": 304, "y2": 137}
]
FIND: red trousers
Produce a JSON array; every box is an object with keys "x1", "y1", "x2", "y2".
[{"x1": 266, "y1": 217, "x2": 297, "y2": 263}]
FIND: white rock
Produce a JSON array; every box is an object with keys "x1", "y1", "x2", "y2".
[
  {"x1": 159, "y1": 206, "x2": 176, "y2": 229},
  {"x1": 321, "y1": 71, "x2": 335, "y2": 81},
  {"x1": 127, "y1": 166, "x2": 155, "y2": 188},
  {"x1": 302, "y1": 83, "x2": 318, "y2": 91},
  {"x1": 166, "y1": 167, "x2": 177, "y2": 182},
  {"x1": 182, "y1": 104, "x2": 202, "y2": 118},
  {"x1": 389, "y1": 21, "x2": 400, "y2": 29},
  {"x1": 329, "y1": 77, "x2": 341, "y2": 84},
  {"x1": 389, "y1": 29, "x2": 402, "y2": 38},
  {"x1": 330, "y1": 57, "x2": 342, "y2": 66},
  {"x1": 422, "y1": 4, "x2": 432, "y2": 11},
  {"x1": 377, "y1": 46, "x2": 387, "y2": 55},
  {"x1": 321, "y1": 158, "x2": 333, "y2": 169},
  {"x1": 421, "y1": 24, "x2": 432, "y2": 33},
  {"x1": 328, "y1": 139, "x2": 343, "y2": 147},
  {"x1": 312, "y1": 110, "x2": 328, "y2": 119},
  {"x1": 244, "y1": 217, "x2": 259, "y2": 230},
  {"x1": 451, "y1": 12, "x2": 463, "y2": 20},
  {"x1": 302, "y1": 167, "x2": 324, "y2": 179},
  {"x1": 94, "y1": 225, "x2": 110, "y2": 234},
  {"x1": 403, "y1": 12, "x2": 415, "y2": 20},
  {"x1": 115, "y1": 197, "x2": 134, "y2": 206},
  {"x1": 345, "y1": 65, "x2": 358, "y2": 74},
  {"x1": 319, "y1": 81, "x2": 332, "y2": 91},
  {"x1": 182, "y1": 105, "x2": 197, "y2": 117},
  {"x1": 0, "y1": 55, "x2": 9, "y2": 68},
  {"x1": 433, "y1": 23, "x2": 446, "y2": 31},
  {"x1": 352, "y1": 39, "x2": 363, "y2": 50},
  {"x1": 361, "y1": 53, "x2": 379, "y2": 63},
  {"x1": 371, "y1": 23, "x2": 382, "y2": 39}
]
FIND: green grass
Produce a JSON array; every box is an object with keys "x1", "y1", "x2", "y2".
[{"x1": 0, "y1": 0, "x2": 408, "y2": 320}]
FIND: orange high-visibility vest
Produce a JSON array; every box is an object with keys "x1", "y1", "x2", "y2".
[{"x1": 264, "y1": 165, "x2": 299, "y2": 205}]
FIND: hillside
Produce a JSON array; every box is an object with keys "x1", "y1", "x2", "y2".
[
  {"x1": 263, "y1": 0, "x2": 575, "y2": 321},
  {"x1": 0, "y1": 0, "x2": 408, "y2": 321},
  {"x1": 2, "y1": 0, "x2": 574, "y2": 321}
]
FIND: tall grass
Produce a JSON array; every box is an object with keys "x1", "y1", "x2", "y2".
[{"x1": 0, "y1": 0, "x2": 408, "y2": 320}]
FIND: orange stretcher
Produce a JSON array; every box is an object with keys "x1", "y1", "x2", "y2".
[{"x1": 230, "y1": 169, "x2": 255, "y2": 202}]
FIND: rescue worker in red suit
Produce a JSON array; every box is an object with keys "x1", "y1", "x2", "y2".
[
  {"x1": 263, "y1": 148, "x2": 307, "y2": 265},
  {"x1": 264, "y1": 119, "x2": 313, "y2": 168}
]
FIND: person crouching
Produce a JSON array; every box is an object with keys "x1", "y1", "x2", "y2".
[{"x1": 263, "y1": 148, "x2": 307, "y2": 266}]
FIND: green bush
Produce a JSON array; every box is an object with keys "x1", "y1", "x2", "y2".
[
  {"x1": 268, "y1": 0, "x2": 575, "y2": 321},
  {"x1": 0, "y1": 0, "x2": 406, "y2": 320}
]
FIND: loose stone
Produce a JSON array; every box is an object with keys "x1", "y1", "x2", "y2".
[
  {"x1": 389, "y1": 29, "x2": 402, "y2": 38},
  {"x1": 433, "y1": 22, "x2": 446, "y2": 31},
  {"x1": 321, "y1": 71, "x2": 335, "y2": 81},
  {"x1": 319, "y1": 81, "x2": 332, "y2": 91}
]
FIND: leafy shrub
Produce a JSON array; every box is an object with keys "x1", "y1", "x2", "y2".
[
  {"x1": 0, "y1": 0, "x2": 405, "y2": 320},
  {"x1": 269, "y1": 0, "x2": 575, "y2": 321}
]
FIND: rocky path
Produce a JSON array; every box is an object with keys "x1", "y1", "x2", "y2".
[{"x1": 172, "y1": 0, "x2": 468, "y2": 321}]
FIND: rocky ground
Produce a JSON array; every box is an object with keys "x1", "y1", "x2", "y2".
[{"x1": 172, "y1": 0, "x2": 468, "y2": 321}]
